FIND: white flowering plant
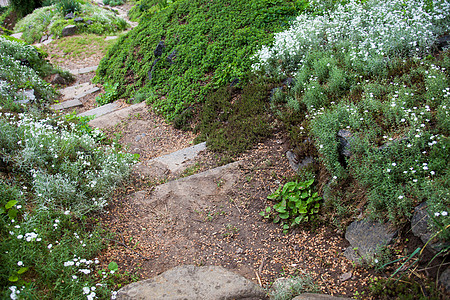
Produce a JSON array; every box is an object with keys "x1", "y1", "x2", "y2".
[{"x1": 253, "y1": 0, "x2": 450, "y2": 240}]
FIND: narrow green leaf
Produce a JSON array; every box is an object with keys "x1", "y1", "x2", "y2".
[
  {"x1": 17, "y1": 267, "x2": 28, "y2": 275},
  {"x1": 8, "y1": 275, "x2": 19, "y2": 282}
]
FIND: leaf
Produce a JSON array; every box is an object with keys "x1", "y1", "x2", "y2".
[
  {"x1": 273, "y1": 216, "x2": 280, "y2": 224},
  {"x1": 0, "y1": 207, "x2": 5, "y2": 214},
  {"x1": 8, "y1": 209, "x2": 17, "y2": 220},
  {"x1": 301, "y1": 191, "x2": 308, "y2": 199},
  {"x1": 17, "y1": 267, "x2": 28, "y2": 275},
  {"x1": 279, "y1": 212, "x2": 290, "y2": 219},
  {"x1": 108, "y1": 261, "x2": 118, "y2": 271},
  {"x1": 305, "y1": 179, "x2": 314, "y2": 187},
  {"x1": 259, "y1": 211, "x2": 266, "y2": 217},
  {"x1": 5, "y1": 200, "x2": 18, "y2": 210},
  {"x1": 8, "y1": 275, "x2": 19, "y2": 282}
]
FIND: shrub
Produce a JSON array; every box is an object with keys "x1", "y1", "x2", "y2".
[{"x1": 9, "y1": 0, "x2": 42, "y2": 17}]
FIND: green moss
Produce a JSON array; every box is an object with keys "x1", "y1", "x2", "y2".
[{"x1": 95, "y1": 0, "x2": 309, "y2": 120}]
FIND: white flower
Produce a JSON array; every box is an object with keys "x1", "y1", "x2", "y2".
[
  {"x1": 430, "y1": 171, "x2": 435, "y2": 175},
  {"x1": 398, "y1": 195, "x2": 404, "y2": 199},
  {"x1": 80, "y1": 269, "x2": 91, "y2": 274},
  {"x1": 17, "y1": 261, "x2": 23, "y2": 266},
  {"x1": 442, "y1": 211, "x2": 448, "y2": 216},
  {"x1": 387, "y1": 169, "x2": 391, "y2": 172},
  {"x1": 83, "y1": 287, "x2": 90, "y2": 294},
  {"x1": 435, "y1": 212, "x2": 440, "y2": 217},
  {"x1": 392, "y1": 163, "x2": 396, "y2": 167}
]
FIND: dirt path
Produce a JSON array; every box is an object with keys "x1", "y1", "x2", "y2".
[{"x1": 43, "y1": 2, "x2": 375, "y2": 298}]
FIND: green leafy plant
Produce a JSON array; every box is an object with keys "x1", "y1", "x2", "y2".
[
  {"x1": 96, "y1": 82, "x2": 119, "y2": 106},
  {"x1": 56, "y1": 0, "x2": 82, "y2": 15},
  {"x1": 260, "y1": 179, "x2": 322, "y2": 233}
]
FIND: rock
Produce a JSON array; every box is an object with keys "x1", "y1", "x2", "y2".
[
  {"x1": 293, "y1": 294, "x2": 353, "y2": 300},
  {"x1": 339, "y1": 272, "x2": 352, "y2": 282},
  {"x1": 50, "y1": 74, "x2": 68, "y2": 85},
  {"x1": 154, "y1": 41, "x2": 165, "y2": 57},
  {"x1": 40, "y1": 35, "x2": 48, "y2": 42},
  {"x1": 435, "y1": 34, "x2": 450, "y2": 51},
  {"x1": 61, "y1": 25, "x2": 77, "y2": 37},
  {"x1": 166, "y1": 49, "x2": 177, "y2": 64},
  {"x1": 148, "y1": 58, "x2": 160, "y2": 81},
  {"x1": 283, "y1": 77, "x2": 295, "y2": 87},
  {"x1": 286, "y1": 150, "x2": 315, "y2": 172},
  {"x1": 439, "y1": 267, "x2": 450, "y2": 292},
  {"x1": 65, "y1": 12, "x2": 74, "y2": 19},
  {"x1": 86, "y1": 20, "x2": 93, "y2": 25},
  {"x1": 116, "y1": 265, "x2": 266, "y2": 300},
  {"x1": 344, "y1": 219, "x2": 397, "y2": 263},
  {"x1": 135, "y1": 133, "x2": 146, "y2": 142},
  {"x1": 229, "y1": 78, "x2": 240, "y2": 87},
  {"x1": 74, "y1": 17, "x2": 84, "y2": 22},
  {"x1": 410, "y1": 202, "x2": 448, "y2": 253},
  {"x1": 337, "y1": 129, "x2": 353, "y2": 158}
]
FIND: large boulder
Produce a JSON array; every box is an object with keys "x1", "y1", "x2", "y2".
[
  {"x1": 116, "y1": 265, "x2": 266, "y2": 300},
  {"x1": 344, "y1": 219, "x2": 397, "y2": 264}
]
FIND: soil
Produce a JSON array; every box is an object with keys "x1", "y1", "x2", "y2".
[{"x1": 40, "y1": 2, "x2": 449, "y2": 299}]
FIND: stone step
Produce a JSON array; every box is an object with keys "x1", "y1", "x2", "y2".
[
  {"x1": 60, "y1": 82, "x2": 94, "y2": 100},
  {"x1": 69, "y1": 65, "x2": 98, "y2": 75},
  {"x1": 51, "y1": 99, "x2": 83, "y2": 110},
  {"x1": 88, "y1": 102, "x2": 147, "y2": 128},
  {"x1": 77, "y1": 102, "x2": 119, "y2": 118},
  {"x1": 134, "y1": 142, "x2": 207, "y2": 179}
]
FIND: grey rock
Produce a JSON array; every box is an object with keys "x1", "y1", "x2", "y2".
[
  {"x1": 439, "y1": 267, "x2": 450, "y2": 292},
  {"x1": 116, "y1": 265, "x2": 265, "y2": 300},
  {"x1": 86, "y1": 20, "x2": 93, "y2": 25},
  {"x1": 154, "y1": 41, "x2": 165, "y2": 57},
  {"x1": 10, "y1": 33, "x2": 23, "y2": 40},
  {"x1": 337, "y1": 129, "x2": 353, "y2": 158},
  {"x1": 61, "y1": 25, "x2": 77, "y2": 37},
  {"x1": 435, "y1": 34, "x2": 450, "y2": 51},
  {"x1": 293, "y1": 294, "x2": 353, "y2": 300},
  {"x1": 410, "y1": 202, "x2": 448, "y2": 253},
  {"x1": 344, "y1": 219, "x2": 397, "y2": 263},
  {"x1": 65, "y1": 12, "x2": 74, "y2": 19},
  {"x1": 40, "y1": 35, "x2": 48, "y2": 42},
  {"x1": 166, "y1": 49, "x2": 177, "y2": 64},
  {"x1": 339, "y1": 272, "x2": 352, "y2": 282},
  {"x1": 135, "y1": 133, "x2": 146, "y2": 142},
  {"x1": 148, "y1": 58, "x2": 160, "y2": 81},
  {"x1": 74, "y1": 17, "x2": 84, "y2": 22},
  {"x1": 286, "y1": 150, "x2": 314, "y2": 173},
  {"x1": 15, "y1": 89, "x2": 35, "y2": 104}
]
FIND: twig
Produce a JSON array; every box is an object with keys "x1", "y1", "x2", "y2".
[
  {"x1": 259, "y1": 258, "x2": 265, "y2": 275},
  {"x1": 255, "y1": 270, "x2": 262, "y2": 287},
  {"x1": 104, "y1": 237, "x2": 152, "y2": 261}
]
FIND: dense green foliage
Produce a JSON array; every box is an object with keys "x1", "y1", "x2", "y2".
[
  {"x1": 14, "y1": 3, "x2": 128, "y2": 44},
  {"x1": 9, "y1": 0, "x2": 42, "y2": 17},
  {"x1": 94, "y1": 0, "x2": 309, "y2": 119}
]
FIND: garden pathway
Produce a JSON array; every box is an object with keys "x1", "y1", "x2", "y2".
[{"x1": 43, "y1": 2, "x2": 374, "y2": 298}]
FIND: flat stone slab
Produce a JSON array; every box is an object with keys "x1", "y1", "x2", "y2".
[
  {"x1": 88, "y1": 102, "x2": 147, "y2": 128},
  {"x1": 51, "y1": 99, "x2": 83, "y2": 110},
  {"x1": 105, "y1": 36, "x2": 118, "y2": 41},
  {"x1": 60, "y1": 82, "x2": 94, "y2": 100},
  {"x1": 70, "y1": 65, "x2": 98, "y2": 75},
  {"x1": 10, "y1": 33, "x2": 23, "y2": 40},
  {"x1": 77, "y1": 102, "x2": 118, "y2": 118},
  {"x1": 134, "y1": 142, "x2": 207, "y2": 179},
  {"x1": 116, "y1": 265, "x2": 265, "y2": 300},
  {"x1": 74, "y1": 87, "x2": 100, "y2": 99}
]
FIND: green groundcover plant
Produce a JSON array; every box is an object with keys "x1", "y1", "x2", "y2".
[
  {"x1": 94, "y1": 0, "x2": 310, "y2": 119},
  {"x1": 252, "y1": 0, "x2": 450, "y2": 240}
]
